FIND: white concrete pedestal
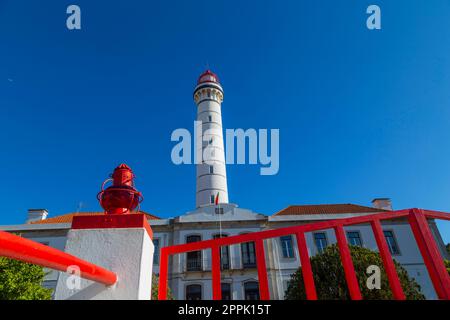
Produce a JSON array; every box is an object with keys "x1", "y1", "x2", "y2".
[{"x1": 55, "y1": 220, "x2": 154, "y2": 300}]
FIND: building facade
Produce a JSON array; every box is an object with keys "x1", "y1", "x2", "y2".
[{"x1": 1, "y1": 202, "x2": 448, "y2": 300}]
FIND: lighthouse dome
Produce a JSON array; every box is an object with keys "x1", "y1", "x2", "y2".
[{"x1": 197, "y1": 70, "x2": 220, "y2": 85}]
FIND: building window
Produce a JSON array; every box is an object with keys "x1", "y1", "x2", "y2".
[
  {"x1": 186, "y1": 284, "x2": 202, "y2": 300},
  {"x1": 213, "y1": 234, "x2": 230, "y2": 270},
  {"x1": 280, "y1": 235, "x2": 294, "y2": 258},
  {"x1": 208, "y1": 115, "x2": 212, "y2": 122},
  {"x1": 244, "y1": 281, "x2": 259, "y2": 300},
  {"x1": 221, "y1": 283, "x2": 231, "y2": 300},
  {"x1": 215, "y1": 207, "x2": 224, "y2": 215},
  {"x1": 209, "y1": 138, "x2": 213, "y2": 145},
  {"x1": 313, "y1": 232, "x2": 328, "y2": 254},
  {"x1": 241, "y1": 241, "x2": 256, "y2": 268},
  {"x1": 384, "y1": 230, "x2": 400, "y2": 255},
  {"x1": 209, "y1": 165, "x2": 214, "y2": 174},
  {"x1": 153, "y1": 238, "x2": 160, "y2": 265},
  {"x1": 346, "y1": 231, "x2": 362, "y2": 247},
  {"x1": 186, "y1": 235, "x2": 202, "y2": 271},
  {"x1": 210, "y1": 195, "x2": 215, "y2": 204}
]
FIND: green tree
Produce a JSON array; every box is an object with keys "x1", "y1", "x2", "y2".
[
  {"x1": 444, "y1": 260, "x2": 450, "y2": 275},
  {"x1": 151, "y1": 273, "x2": 174, "y2": 300},
  {"x1": 285, "y1": 244, "x2": 425, "y2": 300},
  {"x1": 0, "y1": 257, "x2": 52, "y2": 300}
]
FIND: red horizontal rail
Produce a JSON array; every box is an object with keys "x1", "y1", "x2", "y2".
[
  {"x1": 422, "y1": 209, "x2": 450, "y2": 221},
  {"x1": 158, "y1": 208, "x2": 450, "y2": 300},
  {"x1": 163, "y1": 210, "x2": 411, "y2": 254},
  {"x1": 0, "y1": 230, "x2": 117, "y2": 286}
]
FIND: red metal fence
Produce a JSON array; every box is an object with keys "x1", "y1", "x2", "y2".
[
  {"x1": 158, "y1": 208, "x2": 450, "y2": 300},
  {"x1": 0, "y1": 230, "x2": 117, "y2": 286}
]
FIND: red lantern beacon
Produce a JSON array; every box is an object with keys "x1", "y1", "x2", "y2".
[{"x1": 97, "y1": 164, "x2": 143, "y2": 214}]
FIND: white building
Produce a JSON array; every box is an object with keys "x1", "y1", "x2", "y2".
[{"x1": 1, "y1": 71, "x2": 448, "y2": 300}]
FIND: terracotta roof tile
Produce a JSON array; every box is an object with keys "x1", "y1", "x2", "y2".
[
  {"x1": 30, "y1": 211, "x2": 160, "y2": 224},
  {"x1": 273, "y1": 204, "x2": 388, "y2": 216}
]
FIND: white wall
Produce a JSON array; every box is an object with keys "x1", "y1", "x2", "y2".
[{"x1": 24, "y1": 235, "x2": 67, "y2": 283}]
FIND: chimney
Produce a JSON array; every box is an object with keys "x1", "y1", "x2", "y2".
[
  {"x1": 371, "y1": 198, "x2": 393, "y2": 211},
  {"x1": 26, "y1": 209, "x2": 48, "y2": 223}
]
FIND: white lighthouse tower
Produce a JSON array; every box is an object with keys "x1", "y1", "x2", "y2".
[{"x1": 194, "y1": 70, "x2": 229, "y2": 207}]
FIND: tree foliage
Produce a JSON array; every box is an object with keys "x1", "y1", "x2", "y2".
[
  {"x1": 444, "y1": 244, "x2": 449, "y2": 275},
  {"x1": 444, "y1": 260, "x2": 450, "y2": 275},
  {"x1": 284, "y1": 244, "x2": 425, "y2": 300},
  {"x1": 151, "y1": 273, "x2": 174, "y2": 300},
  {"x1": 0, "y1": 257, "x2": 52, "y2": 300}
]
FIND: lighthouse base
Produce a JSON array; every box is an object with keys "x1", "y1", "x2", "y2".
[{"x1": 54, "y1": 215, "x2": 154, "y2": 300}]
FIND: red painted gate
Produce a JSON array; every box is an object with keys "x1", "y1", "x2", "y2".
[{"x1": 157, "y1": 208, "x2": 450, "y2": 300}]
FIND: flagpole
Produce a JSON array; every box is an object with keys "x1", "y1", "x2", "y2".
[
  {"x1": 215, "y1": 192, "x2": 222, "y2": 274},
  {"x1": 218, "y1": 193, "x2": 222, "y2": 238},
  {"x1": 215, "y1": 192, "x2": 222, "y2": 238}
]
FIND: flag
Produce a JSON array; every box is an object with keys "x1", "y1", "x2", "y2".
[{"x1": 215, "y1": 192, "x2": 220, "y2": 205}]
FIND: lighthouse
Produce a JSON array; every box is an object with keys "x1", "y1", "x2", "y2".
[{"x1": 194, "y1": 70, "x2": 229, "y2": 207}]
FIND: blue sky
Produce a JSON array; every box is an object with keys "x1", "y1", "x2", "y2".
[{"x1": 0, "y1": 1, "x2": 449, "y2": 243}]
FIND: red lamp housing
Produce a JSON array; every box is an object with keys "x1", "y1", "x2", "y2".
[{"x1": 97, "y1": 164, "x2": 143, "y2": 214}]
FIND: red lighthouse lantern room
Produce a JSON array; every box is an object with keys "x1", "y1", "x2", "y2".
[{"x1": 97, "y1": 164, "x2": 143, "y2": 215}]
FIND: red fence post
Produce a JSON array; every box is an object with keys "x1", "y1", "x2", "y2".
[
  {"x1": 408, "y1": 209, "x2": 450, "y2": 300},
  {"x1": 334, "y1": 225, "x2": 362, "y2": 300},
  {"x1": 255, "y1": 239, "x2": 270, "y2": 300},
  {"x1": 211, "y1": 246, "x2": 222, "y2": 300},
  {"x1": 370, "y1": 219, "x2": 406, "y2": 300},
  {"x1": 158, "y1": 248, "x2": 169, "y2": 300},
  {"x1": 295, "y1": 232, "x2": 317, "y2": 300}
]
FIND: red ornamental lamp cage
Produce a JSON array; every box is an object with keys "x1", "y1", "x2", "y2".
[
  {"x1": 97, "y1": 163, "x2": 143, "y2": 215},
  {"x1": 0, "y1": 163, "x2": 149, "y2": 289}
]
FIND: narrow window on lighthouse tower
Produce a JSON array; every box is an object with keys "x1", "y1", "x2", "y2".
[
  {"x1": 209, "y1": 165, "x2": 214, "y2": 174},
  {"x1": 210, "y1": 195, "x2": 215, "y2": 204},
  {"x1": 208, "y1": 115, "x2": 212, "y2": 122}
]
